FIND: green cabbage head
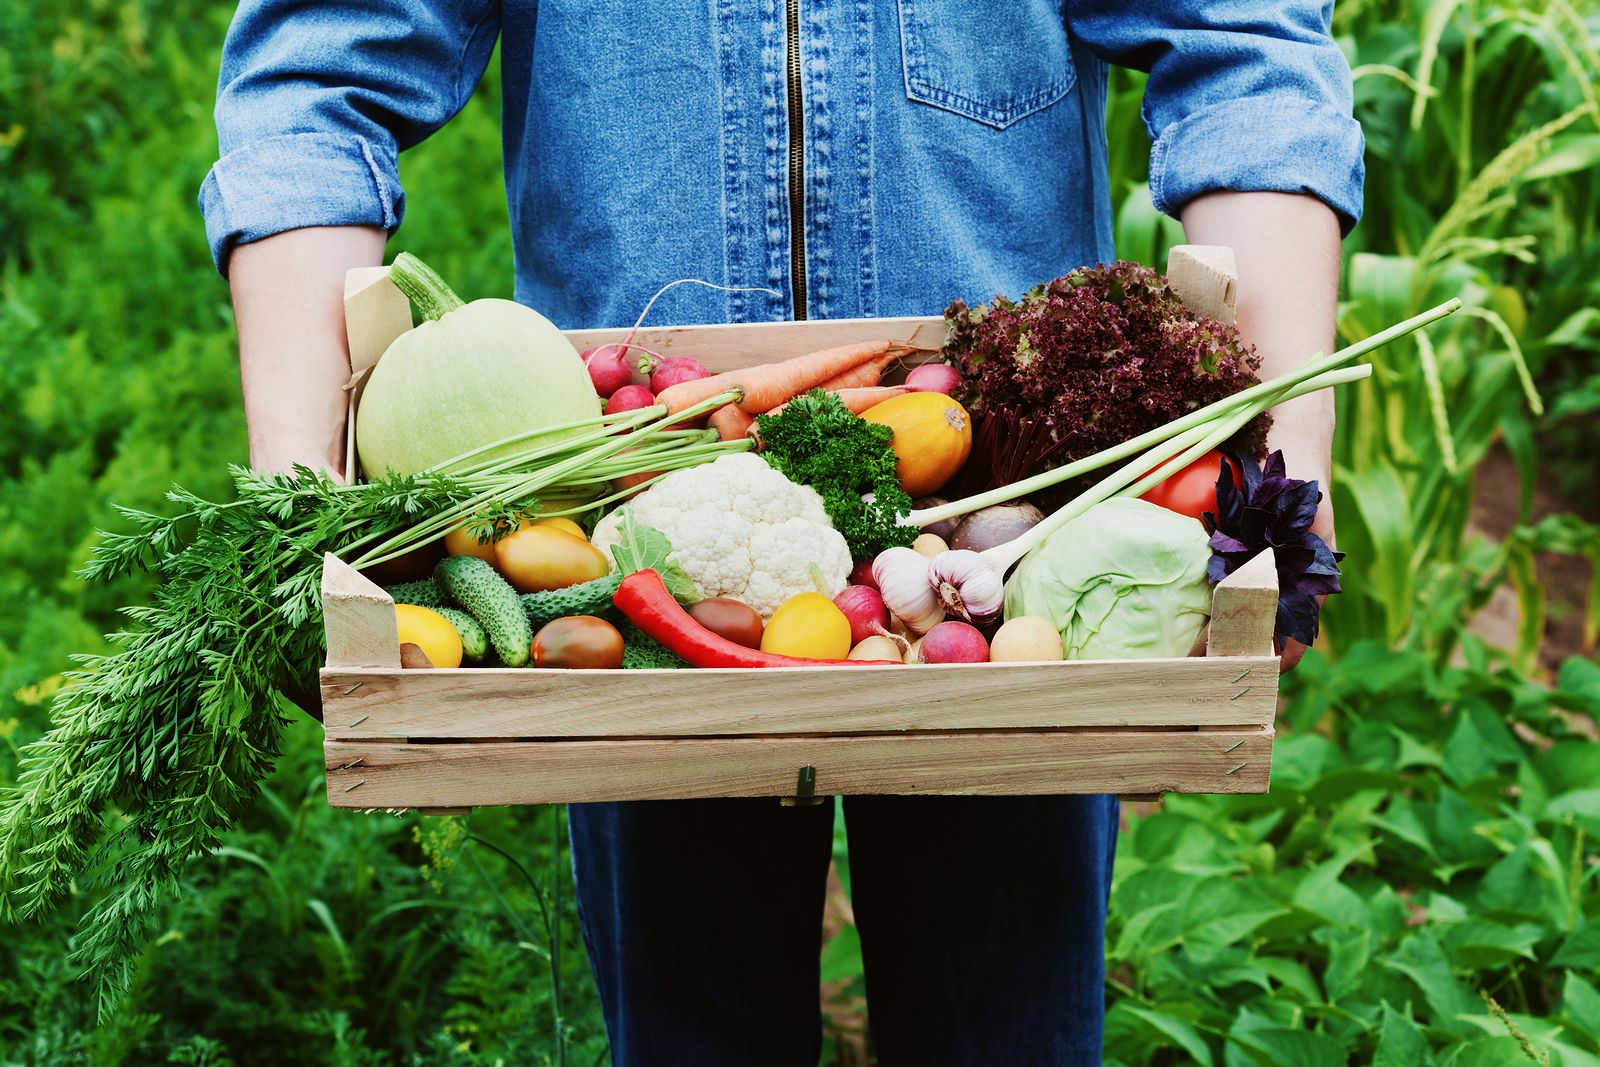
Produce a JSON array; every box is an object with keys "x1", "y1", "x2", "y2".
[{"x1": 1004, "y1": 498, "x2": 1212, "y2": 659}]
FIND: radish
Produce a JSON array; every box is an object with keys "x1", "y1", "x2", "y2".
[
  {"x1": 604, "y1": 277, "x2": 779, "y2": 399},
  {"x1": 833, "y1": 585, "x2": 891, "y2": 647},
  {"x1": 646, "y1": 355, "x2": 713, "y2": 394},
  {"x1": 917, "y1": 620, "x2": 989, "y2": 663},
  {"x1": 604, "y1": 384, "x2": 657, "y2": 415},
  {"x1": 581, "y1": 344, "x2": 634, "y2": 397},
  {"x1": 904, "y1": 363, "x2": 962, "y2": 394}
]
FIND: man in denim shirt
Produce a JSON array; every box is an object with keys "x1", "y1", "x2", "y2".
[{"x1": 205, "y1": 2, "x2": 1361, "y2": 1062}]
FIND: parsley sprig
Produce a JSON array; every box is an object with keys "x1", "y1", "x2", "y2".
[{"x1": 754, "y1": 389, "x2": 917, "y2": 558}]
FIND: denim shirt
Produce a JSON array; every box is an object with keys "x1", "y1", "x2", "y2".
[{"x1": 201, "y1": 1, "x2": 1363, "y2": 330}]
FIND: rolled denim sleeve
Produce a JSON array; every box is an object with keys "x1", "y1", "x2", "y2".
[
  {"x1": 200, "y1": 1, "x2": 499, "y2": 273},
  {"x1": 1068, "y1": 1, "x2": 1365, "y2": 233}
]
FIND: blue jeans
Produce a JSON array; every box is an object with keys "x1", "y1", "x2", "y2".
[{"x1": 568, "y1": 793, "x2": 1119, "y2": 1066}]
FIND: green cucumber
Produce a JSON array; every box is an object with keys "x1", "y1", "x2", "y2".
[
  {"x1": 385, "y1": 578, "x2": 446, "y2": 610},
  {"x1": 435, "y1": 606, "x2": 489, "y2": 664},
  {"x1": 521, "y1": 573, "x2": 623, "y2": 629},
  {"x1": 619, "y1": 622, "x2": 688, "y2": 670},
  {"x1": 435, "y1": 556, "x2": 532, "y2": 667}
]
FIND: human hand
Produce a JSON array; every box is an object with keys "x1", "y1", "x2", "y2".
[{"x1": 1263, "y1": 393, "x2": 1336, "y2": 673}]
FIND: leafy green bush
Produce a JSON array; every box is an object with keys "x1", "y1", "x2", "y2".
[{"x1": 1106, "y1": 642, "x2": 1600, "y2": 1065}]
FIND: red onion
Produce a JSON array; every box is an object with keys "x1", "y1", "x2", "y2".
[
  {"x1": 581, "y1": 344, "x2": 634, "y2": 397},
  {"x1": 918, "y1": 620, "x2": 989, "y2": 663},
  {"x1": 849, "y1": 559, "x2": 878, "y2": 589},
  {"x1": 904, "y1": 363, "x2": 962, "y2": 394},
  {"x1": 833, "y1": 585, "x2": 890, "y2": 647},
  {"x1": 604, "y1": 384, "x2": 657, "y2": 415}
]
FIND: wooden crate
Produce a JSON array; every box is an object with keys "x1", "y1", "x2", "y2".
[{"x1": 323, "y1": 259, "x2": 1281, "y2": 810}]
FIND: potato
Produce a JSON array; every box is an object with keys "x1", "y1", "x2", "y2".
[{"x1": 989, "y1": 616, "x2": 1065, "y2": 662}]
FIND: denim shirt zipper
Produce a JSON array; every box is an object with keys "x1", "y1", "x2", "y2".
[{"x1": 784, "y1": 0, "x2": 809, "y2": 319}]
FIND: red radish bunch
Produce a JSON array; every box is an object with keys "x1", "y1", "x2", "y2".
[
  {"x1": 584, "y1": 278, "x2": 777, "y2": 403},
  {"x1": 639, "y1": 353, "x2": 713, "y2": 395},
  {"x1": 581, "y1": 344, "x2": 634, "y2": 397},
  {"x1": 604, "y1": 384, "x2": 657, "y2": 415}
]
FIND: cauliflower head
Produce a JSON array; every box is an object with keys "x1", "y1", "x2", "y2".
[{"x1": 590, "y1": 452, "x2": 852, "y2": 618}]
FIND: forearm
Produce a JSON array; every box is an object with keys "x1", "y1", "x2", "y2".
[
  {"x1": 1179, "y1": 191, "x2": 1341, "y2": 489},
  {"x1": 228, "y1": 226, "x2": 387, "y2": 475}
]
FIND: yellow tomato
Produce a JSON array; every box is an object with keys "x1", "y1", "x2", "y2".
[
  {"x1": 443, "y1": 522, "x2": 510, "y2": 564},
  {"x1": 394, "y1": 604, "x2": 463, "y2": 668},
  {"x1": 494, "y1": 526, "x2": 611, "y2": 593},
  {"x1": 531, "y1": 516, "x2": 586, "y2": 540},
  {"x1": 760, "y1": 592, "x2": 852, "y2": 660}
]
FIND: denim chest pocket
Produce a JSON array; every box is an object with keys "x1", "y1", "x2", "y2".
[{"x1": 896, "y1": 0, "x2": 1076, "y2": 129}]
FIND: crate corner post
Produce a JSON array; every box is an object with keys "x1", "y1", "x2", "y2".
[
  {"x1": 1208, "y1": 548, "x2": 1278, "y2": 659},
  {"x1": 321, "y1": 553, "x2": 400, "y2": 670}
]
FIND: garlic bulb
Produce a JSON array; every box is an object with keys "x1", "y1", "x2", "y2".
[
  {"x1": 928, "y1": 549, "x2": 1004, "y2": 625},
  {"x1": 871, "y1": 547, "x2": 945, "y2": 634}
]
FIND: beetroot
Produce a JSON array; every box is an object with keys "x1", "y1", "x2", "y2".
[
  {"x1": 917, "y1": 620, "x2": 989, "y2": 663},
  {"x1": 912, "y1": 496, "x2": 956, "y2": 541},
  {"x1": 604, "y1": 384, "x2": 657, "y2": 415},
  {"x1": 581, "y1": 344, "x2": 634, "y2": 397}
]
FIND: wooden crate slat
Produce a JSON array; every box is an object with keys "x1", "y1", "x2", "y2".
[
  {"x1": 320, "y1": 655, "x2": 1279, "y2": 739},
  {"x1": 563, "y1": 315, "x2": 944, "y2": 373},
  {"x1": 325, "y1": 727, "x2": 1273, "y2": 807}
]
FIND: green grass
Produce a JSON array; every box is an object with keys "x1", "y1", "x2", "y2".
[{"x1": 1, "y1": 0, "x2": 1597, "y2": 1063}]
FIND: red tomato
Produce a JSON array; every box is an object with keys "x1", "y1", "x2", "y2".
[
  {"x1": 688, "y1": 597, "x2": 765, "y2": 649},
  {"x1": 1140, "y1": 450, "x2": 1243, "y2": 523},
  {"x1": 532, "y1": 616, "x2": 625, "y2": 669}
]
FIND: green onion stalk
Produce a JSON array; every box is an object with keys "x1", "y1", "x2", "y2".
[
  {"x1": 348, "y1": 390, "x2": 748, "y2": 570},
  {"x1": 909, "y1": 298, "x2": 1463, "y2": 577}
]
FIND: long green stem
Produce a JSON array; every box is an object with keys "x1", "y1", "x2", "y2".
[
  {"x1": 915, "y1": 298, "x2": 1461, "y2": 526},
  {"x1": 388, "y1": 253, "x2": 464, "y2": 320},
  {"x1": 981, "y1": 365, "x2": 1372, "y2": 573},
  {"x1": 438, "y1": 409, "x2": 649, "y2": 477},
  {"x1": 348, "y1": 389, "x2": 741, "y2": 568}
]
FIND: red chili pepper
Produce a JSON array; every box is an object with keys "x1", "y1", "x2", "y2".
[{"x1": 613, "y1": 570, "x2": 899, "y2": 667}]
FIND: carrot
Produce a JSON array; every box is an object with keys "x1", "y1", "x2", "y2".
[
  {"x1": 758, "y1": 386, "x2": 909, "y2": 423},
  {"x1": 655, "y1": 369, "x2": 747, "y2": 416},
  {"x1": 747, "y1": 386, "x2": 911, "y2": 443},
  {"x1": 733, "y1": 340, "x2": 896, "y2": 414},
  {"x1": 658, "y1": 340, "x2": 899, "y2": 417},
  {"x1": 815, "y1": 347, "x2": 903, "y2": 390},
  {"x1": 708, "y1": 403, "x2": 755, "y2": 440}
]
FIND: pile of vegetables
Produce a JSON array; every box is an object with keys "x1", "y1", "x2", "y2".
[{"x1": 0, "y1": 249, "x2": 1460, "y2": 1015}]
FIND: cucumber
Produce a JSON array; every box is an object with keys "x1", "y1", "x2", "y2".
[
  {"x1": 435, "y1": 556, "x2": 532, "y2": 667},
  {"x1": 385, "y1": 578, "x2": 446, "y2": 610},
  {"x1": 619, "y1": 622, "x2": 688, "y2": 670},
  {"x1": 435, "y1": 606, "x2": 489, "y2": 664},
  {"x1": 521, "y1": 573, "x2": 623, "y2": 629}
]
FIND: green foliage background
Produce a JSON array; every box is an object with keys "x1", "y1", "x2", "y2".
[{"x1": 1, "y1": 1, "x2": 1597, "y2": 1064}]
